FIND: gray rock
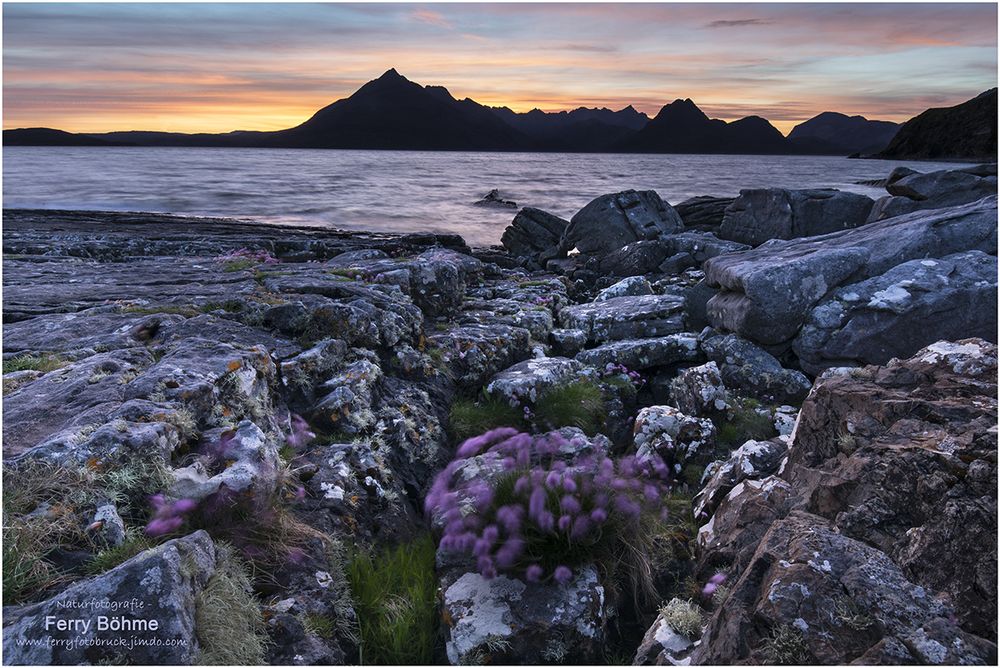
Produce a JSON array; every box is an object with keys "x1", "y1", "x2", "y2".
[
  {"x1": 669, "y1": 361, "x2": 730, "y2": 417},
  {"x1": 310, "y1": 358, "x2": 382, "y2": 434},
  {"x1": 703, "y1": 196, "x2": 998, "y2": 346},
  {"x1": 633, "y1": 605, "x2": 698, "y2": 665},
  {"x1": 718, "y1": 188, "x2": 874, "y2": 247},
  {"x1": 549, "y1": 328, "x2": 587, "y2": 357},
  {"x1": 702, "y1": 334, "x2": 812, "y2": 403},
  {"x1": 473, "y1": 188, "x2": 517, "y2": 209},
  {"x1": 634, "y1": 405, "x2": 718, "y2": 469},
  {"x1": 674, "y1": 195, "x2": 736, "y2": 231},
  {"x1": 692, "y1": 438, "x2": 787, "y2": 521},
  {"x1": 2, "y1": 531, "x2": 219, "y2": 665},
  {"x1": 485, "y1": 357, "x2": 584, "y2": 406},
  {"x1": 575, "y1": 333, "x2": 701, "y2": 371},
  {"x1": 794, "y1": 250, "x2": 998, "y2": 374},
  {"x1": 867, "y1": 165, "x2": 998, "y2": 222},
  {"x1": 559, "y1": 295, "x2": 686, "y2": 343},
  {"x1": 427, "y1": 323, "x2": 533, "y2": 390},
  {"x1": 595, "y1": 276, "x2": 654, "y2": 301},
  {"x1": 501, "y1": 208, "x2": 569, "y2": 261},
  {"x1": 558, "y1": 190, "x2": 684, "y2": 257},
  {"x1": 442, "y1": 568, "x2": 606, "y2": 665},
  {"x1": 598, "y1": 240, "x2": 673, "y2": 276},
  {"x1": 171, "y1": 420, "x2": 281, "y2": 503}
]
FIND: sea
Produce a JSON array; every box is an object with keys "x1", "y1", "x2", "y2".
[{"x1": 2, "y1": 147, "x2": 972, "y2": 247}]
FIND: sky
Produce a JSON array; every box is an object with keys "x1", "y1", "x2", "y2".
[{"x1": 3, "y1": 3, "x2": 997, "y2": 135}]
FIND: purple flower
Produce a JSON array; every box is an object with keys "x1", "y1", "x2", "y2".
[
  {"x1": 545, "y1": 471, "x2": 562, "y2": 489},
  {"x1": 702, "y1": 573, "x2": 727, "y2": 597},
  {"x1": 514, "y1": 475, "x2": 530, "y2": 496},
  {"x1": 529, "y1": 486, "x2": 547, "y2": 520},
  {"x1": 571, "y1": 516, "x2": 591, "y2": 541},
  {"x1": 537, "y1": 511, "x2": 555, "y2": 532},
  {"x1": 482, "y1": 525, "x2": 500, "y2": 544},
  {"x1": 553, "y1": 565, "x2": 573, "y2": 584},
  {"x1": 562, "y1": 477, "x2": 578, "y2": 493},
  {"x1": 560, "y1": 495, "x2": 581, "y2": 514},
  {"x1": 145, "y1": 517, "x2": 182, "y2": 536},
  {"x1": 286, "y1": 414, "x2": 316, "y2": 449},
  {"x1": 495, "y1": 538, "x2": 524, "y2": 569},
  {"x1": 496, "y1": 505, "x2": 523, "y2": 534},
  {"x1": 525, "y1": 564, "x2": 544, "y2": 582},
  {"x1": 558, "y1": 515, "x2": 572, "y2": 531},
  {"x1": 171, "y1": 499, "x2": 198, "y2": 514},
  {"x1": 590, "y1": 508, "x2": 608, "y2": 523}
]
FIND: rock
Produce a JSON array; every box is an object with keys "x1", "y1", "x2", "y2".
[
  {"x1": 576, "y1": 333, "x2": 701, "y2": 371},
  {"x1": 692, "y1": 438, "x2": 787, "y2": 521},
  {"x1": 669, "y1": 361, "x2": 730, "y2": 417},
  {"x1": 718, "y1": 188, "x2": 874, "y2": 247},
  {"x1": 485, "y1": 357, "x2": 583, "y2": 406},
  {"x1": 869, "y1": 165, "x2": 998, "y2": 221},
  {"x1": 596, "y1": 233, "x2": 747, "y2": 278},
  {"x1": 426, "y1": 323, "x2": 533, "y2": 390},
  {"x1": 559, "y1": 295, "x2": 686, "y2": 344},
  {"x1": 2, "y1": 531, "x2": 220, "y2": 665},
  {"x1": 595, "y1": 276, "x2": 654, "y2": 301},
  {"x1": 674, "y1": 195, "x2": 735, "y2": 231},
  {"x1": 310, "y1": 358, "x2": 382, "y2": 434},
  {"x1": 557, "y1": 190, "x2": 684, "y2": 257},
  {"x1": 692, "y1": 512, "x2": 997, "y2": 665},
  {"x1": 171, "y1": 420, "x2": 281, "y2": 503},
  {"x1": 91, "y1": 503, "x2": 127, "y2": 548},
  {"x1": 473, "y1": 188, "x2": 517, "y2": 209},
  {"x1": 634, "y1": 405, "x2": 718, "y2": 469},
  {"x1": 703, "y1": 196, "x2": 998, "y2": 347},
  {"x1": 793, "y1": 250, "x2": 998, "y2": 374},
  {"x1": 701, "y1": 334, "x2": 811, "y2": 404},
  {"x1": 501, "y1": 208, "x2": 569, "y2": 261},
  {"x1": 693, "y1": 339, "x2": 999, "y2": 661},
  {"x1": 598, "y1": 240, "x2": 673, "y2": 276},
  {"x1": 280, "y1": 338, "x2": 349, "y2": 406},
  {"x1": 549, "y1": 328, "x2": 587, "y2": 357},
  {"x1": 633, "y1": 608, "x2": 697, "y2": 665},
  {"x1": 442, "y1": 567, "x2": 606, "y2": 665}
]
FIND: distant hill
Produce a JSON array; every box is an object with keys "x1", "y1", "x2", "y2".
[
  {"x1": 3, "y1": 127, "x2": 128, "y2": 147},
  {"x1": 619, "y1": 98, "x2": 790, "y2": 154},
  {"x1": 874, "y1": 89, "x2": 997, "y2": 161},
  {"x1": 787, "y1": 112, "x2": 900, "y2": 155},
  {"x1": 4, "y1": 70, "x2": 992, "y2": 157}
]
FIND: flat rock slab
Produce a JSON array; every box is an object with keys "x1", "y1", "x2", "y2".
[
  {"x1": 559, "y1": 294, "x2": 686, "y2": 343},
  {"x1": 575, "y1": 333, "x2": 700, "y2": 371}
]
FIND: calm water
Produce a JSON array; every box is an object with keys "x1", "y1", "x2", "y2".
[{"x1": 3, "y1": 147, "x2": 971, "y2": 246}]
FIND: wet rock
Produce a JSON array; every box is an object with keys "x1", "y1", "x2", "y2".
[
  {"x1": 669, "y1": 361, "x2": 729, "y2": 418},
  {"x1": 485, "y1": 357, "x2": 583, "y2": 406},
  {"x1": 501, "y1": 208, "x2": 569, "y2": 262},
  {"x1": 793, "y1": 250, "x2": 998, "y2": 375},
  {"x1": 559, "y1": 295, "x2": 686, "y2": 344},
  {"x1": 692, "y1": 439, "x2": 787, "y2": 521},
  {"x1": 718, "y1": 188, "x2": 875, "y2": 247},
  {"x1": 674, "y1": 195, "x2": 736, "y2": 232},
  {"x1": 473, "y1": 188, "x2": 517, "y2": 209},
  {"x1": 634, "y1": 405, "x2": 718, "y2": 469},
  {"x1": 2, "y1": 531, "x2": 219, "y2": 665},
  {"x1": 576, "y1": 333, "x2": 701, "y2": 371},
  {"x1": 442, "y1": 567, "x2": 606, "y2": 665},
  {"x1": 557, "y1": 190, "x2": 684, "y2": 257},
  {"x1": 703, "y1": 196, "x2": 997, "y2": 347},
  {"x1": 595, "y1": 276, "x2": 654, "y2": 301},
  {"x1": 702, "y1": 334, "x2": 812, "y2": 404}
]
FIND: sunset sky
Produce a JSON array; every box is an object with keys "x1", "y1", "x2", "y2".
[{"x1": 3, "y1": 3, "x2": 997, "y2": 135}]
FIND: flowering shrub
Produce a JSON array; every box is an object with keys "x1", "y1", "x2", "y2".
[
  {"x1": 425, "y1": 428, "x2": 672, "y2": 586},
  {"x1": 601, "y1": 362, "x2": 645, "y2": 388}
]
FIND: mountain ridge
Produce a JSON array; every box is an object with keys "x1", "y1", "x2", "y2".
[{"x1": 3, "y1": 69, "x2": 985, "y2": 157}]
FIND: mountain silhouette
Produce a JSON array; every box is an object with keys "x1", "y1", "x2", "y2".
[
  {"x1": 619, "y1": 99, "x2": 790, "y2": 153},
  {"x1": 3, "y1": 70, "x2": 992, "y2": 158},
  {"x1": 787, "y1": 112, "x2": 900, "y2": 155},
  {"x1": 874, "y1": 88, "x2": 997, "y2": 161}
]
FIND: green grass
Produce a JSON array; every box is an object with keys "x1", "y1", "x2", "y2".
[
  {"x1": 346, "y1": 534, "x2": 439, "y2": 665},
  {"x1": 223, "y1": 258, "x2": 257, "y2": 272},
  {"x1": 195, "y1": 543, "x2": 270, "y2": 665},
  {"x1": 85, "y1": 530, "x2": 153, "y2": 575},
  {"x1": 449, "y1": 396, "x2": 524, "y2": 442},
  {"x1": 3, "y1": 353, "x2": 66, "y2": 375},
  {"x1": 715, "y1": 398, "x2": 775, "y2": 449},
  {"x1": 534, "y1": 380, "x2": 606, "y2": 435},
  {"x1": 303, "y1": 612, "x2": 337, "y2": 640}
]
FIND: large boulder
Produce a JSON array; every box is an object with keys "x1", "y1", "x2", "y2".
[
  {"x1": 718, "y1": 188, "x2": 874, "y2": 246},
  {"x1": 597, "y1": 232, "x2": 748, "y2": 277},
  {"x1": 703, "y1": 196, "x2": 998, "y2": 347},
  {"x1": 691, "y1": 339, "x2": 999, "y2": 662},
  {"x1": 575, "y1": 333, "x2": 700, "y2": 371},
  {"x1": 869, "y1": 165, "x2": 998, "y2": 222},
  {"x1": 500, "y1": 208, "x2": 569, "y2": 263},
  {"x1": 674, "y1": 196, "x2": 736, "y2": 232},
  {"x1": 794, "y1": 250, "x2": 998, "y2": 374},
  {"x1": 557, "y1": 190, "x2": 683, "y2": 257},
  {"x1": 3, "y1": 531, "x2": 221, "y2": 665}
]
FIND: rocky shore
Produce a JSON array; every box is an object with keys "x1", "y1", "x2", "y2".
[{"x1": 2, "y1": 162, "x2": 997, "y2": 665}]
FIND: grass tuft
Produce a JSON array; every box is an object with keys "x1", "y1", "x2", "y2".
[
  {"x1": 659, "y1": 598, "x2": 704, "y2": 639},
  {"x1": 533, "y1": 380, "x2": 606, "y2": 434},
  {"x1": 3, "y1": 354, "x2": 66, "y2": 375},
  {"x1": 346, "y1": 534, "x2": 438, "y2": 665},
  {"x1": 195, "y1": 543, "x2": 270, "y2": 665},
  {"x1": 715, "y1": 398, "x2": 775, "y2": 449},
  {"x1": 85, "y1": 530, "x2": 153, "y2": 575},
  {"x1": 760, "y1": 624, "x2": 811, "y2": 665},
  {"x1": 449, "y1": 396, "x2": 524, "y2": 442}
]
